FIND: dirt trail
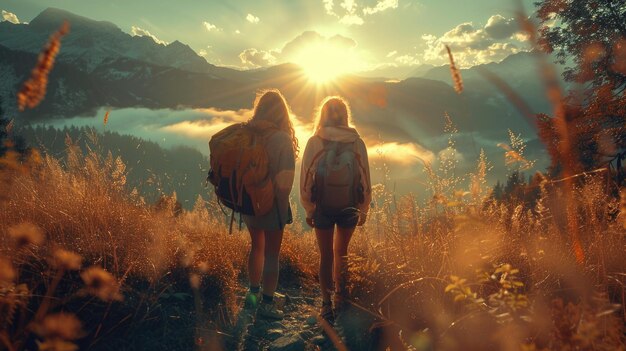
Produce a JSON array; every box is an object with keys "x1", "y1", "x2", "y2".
[{"x1": 228, "y1": 287, "x2": 376, "y2": 351}]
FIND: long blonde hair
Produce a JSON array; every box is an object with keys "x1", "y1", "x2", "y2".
[
  {"x1": 248, "y1": 89, "x2": 299, "y2": 158},
  {"x1": 314, "y1": 96, "x2": 353, "y2": 135}
]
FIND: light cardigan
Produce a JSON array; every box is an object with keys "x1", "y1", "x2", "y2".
[{"x1": 299, "y1": 126, "x2": 372, "y2": 219}]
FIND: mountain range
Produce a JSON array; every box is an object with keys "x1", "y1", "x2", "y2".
[{"x1": 0, "y1": 7, "x2": 562, "y2": 183}]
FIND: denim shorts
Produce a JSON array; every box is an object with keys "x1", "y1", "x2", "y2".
[{"x1": 313, "y1": 209, "x2": 359, "y2": 230}]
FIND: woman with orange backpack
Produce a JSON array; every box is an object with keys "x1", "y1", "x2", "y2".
[
  {"x1": 300, "y1": 96, "x2": 371, "y2": 323},
  {"x1": 210, "y1": 89, "x2": 298, "y2": 320}
]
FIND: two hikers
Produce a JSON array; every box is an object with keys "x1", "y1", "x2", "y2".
[{"x1": 208, "y1": 90, "x2": 371, "y2": 323}]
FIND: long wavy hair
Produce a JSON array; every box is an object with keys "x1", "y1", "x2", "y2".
[
  {"x1": 248, "y1": 89, "x2": 299, "y2": 158},
  {"x1": 314, "y1": 96, "x2": 353, "y2": 135}
]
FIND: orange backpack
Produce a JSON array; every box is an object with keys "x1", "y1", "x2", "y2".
[{"x1": 208, "y1": 123, "x2": 275, "y2": 220}]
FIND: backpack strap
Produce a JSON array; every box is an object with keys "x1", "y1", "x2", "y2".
[
  {"x1": 352, "y1": 140, "x2": 367, "y2": 181},
  {"x1": 303, "y1": 137, "x2": 330, "y2": 189}
]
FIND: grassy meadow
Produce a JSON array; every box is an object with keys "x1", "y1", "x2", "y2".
[
  {"x1": 1, "y1": 8, "x2": 625, "y2": 351},
  {"x1": 0, "y1": 118, "x2": 624, "y2": 350}
]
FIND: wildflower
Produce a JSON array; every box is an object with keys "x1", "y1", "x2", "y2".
[
  {"x1": 80, "y1": 267, "x2": 123, "y2": 301},
  {"x1": 35, "y1": 312, "x2": 83, "y2": 340},
  {"x1": 103, "y1": 110, "x2": 110, "y2": 126},
  {"x1": 0, "y1": 258, "x2": 16, "y2": 284},
  {"x1": 17, "y1": 21, "x2": 70, "y2": 111},
  {"x1": 51, "y1": 249, "x2": 82, "y2": 271},
  {"x1": 8, "y1": 222, "x2": 45, "y2": 248}
]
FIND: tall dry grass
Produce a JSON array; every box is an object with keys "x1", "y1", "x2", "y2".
[
  {"x1": 339, "y1": 158, "x2": 625, "y2": 350},
  {"x1": 0, "y1": 135, "x2": 317, "y2": 350}
]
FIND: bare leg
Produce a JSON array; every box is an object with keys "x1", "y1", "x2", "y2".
[
  {"x1": 315, "y1": 227, "x2": 335, "y2": 304},
  {"x1": 334, "y1": 226, "x2": 355, "y2": 299},
  {"x1": 261, "y1": 229, "x2": 284, "y2": 297},
  {"x1": 248, "y1": 228, "x2": 265, "y2": 288}
]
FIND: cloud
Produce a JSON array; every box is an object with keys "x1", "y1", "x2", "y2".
[
  {"x1": 239, "y1": 48, "x2": 277, "y2": 67},
  {"x1": 369, "y1": 141, "x2": 435, "y2": 165},
  {"x1": 246, "y1": 13, "x2": 260, "y2": 24},
  {"x1": 395, "y1": 54, "x2": 420, "y2": 66},
  {"x1": 235, "y1": 29, "x2": 241, "y2": 34},
  {"x1": 203, "y1": 21, "x2": 221, "y2": 32},
  {"x1": 363, "y1": 0, "x2": 399, "y2": 15},
  {"x1": 341, "y1": 0, "x2": 358, "y2": 13},
  {"x1": 323, "y1": 0, "x2": 364, "y2": 26},
  {"x1": 484, "y1": 15, "x2": 518, "y2": 40},
  {"x1": 130, "y1": 26, "x2": 167, "y2": 45},
  {"x1": 421, "y1": 14, "x2": 528, "y2": 67},
  {"x1": 237, "y1": 30, "x2": 358, "y2": 69},
  {"x1": 323, "y1": 0, "x2": 335, "y2": 15},
  {"x1": 386, "y1": 50, "x2": 397, "y2": 58},
  {"x1": 1, "y1": 10, "x2": 19, "y2": 24},
  {"x1": 281, "y1": 31, "x2": 357, "y2": 60},
  {"x1": 339, "y1": 14, "x2": 364, "y2": 25},
  {"x1": 323, "y1": 0, "x2": 398, "y2": 25}
]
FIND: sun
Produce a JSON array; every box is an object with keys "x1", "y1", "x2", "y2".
[{"x1": 292, "y1": 42, "x2": 361, "y2": 84}]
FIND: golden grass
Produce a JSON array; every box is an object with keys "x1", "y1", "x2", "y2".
[{"x1": 0, "y1": 137, "x2": 317, "y2": 349}]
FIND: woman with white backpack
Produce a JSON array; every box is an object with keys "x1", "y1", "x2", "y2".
[{"x1": 300, "y1": 96, "x2": 371, "y2": 323}]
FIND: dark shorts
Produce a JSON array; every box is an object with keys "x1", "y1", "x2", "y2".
[{"x1": 313, "y1": 209, "x2": 359, "y2": 230}]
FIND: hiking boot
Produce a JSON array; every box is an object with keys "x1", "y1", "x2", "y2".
[
  {"x1": 243, "y1": 291, "x2": 260, "y2": 311},
  {"x1": 320, "y1": 301, "x2": 335, "y2": 324},
  {"x1": 256, "y1": 301, "x2": 284, "y2": 320}
]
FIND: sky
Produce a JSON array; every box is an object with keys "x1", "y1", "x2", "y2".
[{"x1": 2, "y1": 0, "x2": 537, "y2": 71}]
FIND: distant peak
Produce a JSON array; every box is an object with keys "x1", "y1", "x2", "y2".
[
  {"x1": 167, "y1": 40, "x2": 188, "y2": 49},
  {"x1": 30, "y1": 7, "x2": 119, "y2": 32}
]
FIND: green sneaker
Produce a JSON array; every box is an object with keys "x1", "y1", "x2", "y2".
[
  {"x1": 256, "y1": 301, "x2": 284, "y2": 320},
  {"x1": 243, "y1": 291, "x2": 260, "y2": 311}
]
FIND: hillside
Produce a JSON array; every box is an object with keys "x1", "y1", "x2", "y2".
[{"x1": 19, "y1": 125, "x2": 210, "y2": 209}]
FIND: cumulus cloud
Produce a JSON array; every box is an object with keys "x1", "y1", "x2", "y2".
[
  {"x1": 239, "y1": 48, "x2": 277, "y2": 67},
  {"x1": 238, "y1": 30, "x2": 358, "y2": 69},
  {"x1": 323, "y1": 0, "x2": 335, "y2": 15},
  {"x1": 203, "y1": 21, "x2": 221, "y2": 32},
  {"x1": 281, "y1": 31, "x2": 357, "y2": 60},
  {"x1": 323, "y1": 0, "x2": 399, "y2": 25},
  {"x1": 130, "y1": 26, "x2": 167, "y2": 45},
  {"x1": 246, "y1": 13, "x2": 260, "y2": 24},
  {"x1": 198, "y1": 49, "x2": 209, "y2": 58},
  {"x1": 339, "y1": 14, "x2": 364, "y2": 25},
  {"x1": 363, "y1": 0, "x2": 399, "y2": 15},
  {"x1": 2, "y1": 10, "x2": 19, "y2": 24},
  {"x1": 323, "y1": 0, "x2": 364, "y2": 26},
  {"x1": 421, "y1": 14, "x2": 528, "y2": 67},
  {"x1": 484, "y1": 15, "x2": 518, "y2": 40}
]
